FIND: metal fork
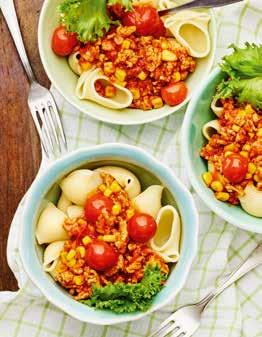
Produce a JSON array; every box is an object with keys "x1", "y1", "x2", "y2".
[
  {"x1": 1, "y1": 0, "x2": 67, "y2": 159},
  {"x1": 150, "y1": 243, "x2": 262, "y2": 337}
]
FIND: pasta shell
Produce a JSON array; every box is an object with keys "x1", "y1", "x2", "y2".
[
  {"x1": 239, "y1": 184, "x2": 262, "y2": 217},
  {"x1": 68, "y1": 52, "x2": 82, "y2": 76},
  {"x1": 43, "y1": 241, "x2": 65, "y2": 272},
  {"x1": 164, "y1": 10, "x2": 211, "y2": 58},
  {"x1": 211, "y1": 97, "x2": 223, "y2": 117},
  {"x1": 60, "y1": 169, "x2": 103, "y2": 206},
  {"x1": 150, "y1": 205, "x2": 181, "y2": 255},
  {"x1": 67, "y1": 205, "x2": 85, "y2": 219},
  {"x1": 57, "y1": 193, "x2": 72, "y2": 213},
  {"x1": 75, "y1": 68, "x2": 133, "y2": 109},
  {"x1": 202, "y1": 119, "x2": 220, "y2": 140},
  {"x1": 95, "y1": 166, "x2": 141, "y2": 198},
  {"x1": 36, "y1": 203, "x2": 69, "y2": 245},
  {"x1": 156, "y1": 250, "x2": 180, "y2": 263},
  {"x1": 132, "y1": 185, "x2": 163, "y2": 218}
]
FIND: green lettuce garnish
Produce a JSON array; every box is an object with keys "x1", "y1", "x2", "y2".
[{"x1": 81, "y1": 266, "x2": 167, "y2": 313}]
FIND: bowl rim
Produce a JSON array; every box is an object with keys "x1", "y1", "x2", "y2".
[
  {"x1": 181, "y1": 67, "x2": 262, "y2": 234},
  {"x1": 19, "y1": 143, "x2": 199, "y2": 325},
  {"x1": 37, "y1": 0, "x2": 217, "y2": 125}
]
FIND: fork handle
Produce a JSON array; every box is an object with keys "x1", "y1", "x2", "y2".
[
  {"x1": 199, "y1": 244, "x2": 262, "y2": 310},
  {"x1": 1, "y1": 0, "x2": 36, "y2": 83}
]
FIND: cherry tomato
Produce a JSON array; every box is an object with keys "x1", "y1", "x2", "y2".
[
  {"x1": 122, "y1": 5, "x2": 165, "y2": 37},
  {"x1": 161, "y1": 82, "x2": 188, "y2": 106},
  {"x1": 222, "y1": 154, "x2": 248, "y2": 183},
  {"x1": 85, "y1": 193, "x2": 113, "y2": 223},
  {"x1": 128, "y1": 213, "x2": 157, "y2": 243},
  {"x1": 85, "y1": 241, "x2": 118, "y2": 271},
  {"x1": 52, "y1": 26, "x2": 78, "y2": 56}
]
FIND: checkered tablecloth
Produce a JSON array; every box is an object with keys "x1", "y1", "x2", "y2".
[{"x1": 1, "y1": 1, "x2": 261, "y2": 336}]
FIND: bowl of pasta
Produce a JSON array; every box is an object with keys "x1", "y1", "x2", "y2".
[
  {"x1": 181, "y1": 43, "x2": 262, "y2": 233},
  {"x1": 20, "y1": 144, "x2": 198, "y2": 324},
  {"x1": 38, "y1": 0, "x2": 217, "y2": 125}
]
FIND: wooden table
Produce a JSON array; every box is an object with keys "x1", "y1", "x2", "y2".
[{"x1": 0, "y1": 0, "x2": 49, "y2": 291}]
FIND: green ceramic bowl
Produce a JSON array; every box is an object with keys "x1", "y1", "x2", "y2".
[
  {"x1": 181, "y1": 67, "x2": 262, "y2": 233},
  {"x1": 38, "y1": 0, "x2": 217, "y2": 125}
]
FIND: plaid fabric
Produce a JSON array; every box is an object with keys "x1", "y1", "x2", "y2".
[{"x1": 1, "y1": 1, "x2": 262, "y2": 336}]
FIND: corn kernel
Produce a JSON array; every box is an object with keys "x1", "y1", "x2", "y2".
[
  {"x1": 173, "y1": 72, "x2": 181, "y2": 83},
  {"x1": 242, "y1": 144, "x2": 251, "y2": 152},
  {"x1": 161, "y1": 50, "x2": 177, "y2": 61},
  {"x1": 138, "y1": 71, "x2": 148, "y2": 80},
  {"x1": 130, "y1": 88, "x2": 140, "y2": 100},
  {"x1": 114, "y1": 80, "x2": 127, "y2": 87},
  {"x1": 248, "y1": 163, "x2": 257, "y2": 174},
  {"x1": 161, "y1": 41, "x2": 169, "y2": 49},
  {"x1": 115, "y1": 68, "x2": 126, "y2": 82},
  {"x1": 215, "y1": 192, "x2": 230, "y2": 202},
  {"x1": 105, "y1": 85, "x2": 116, "y2": 98},
  {"x1": 104, "y1": 62, "x2": 115, "y2": 74},
  {"x1": 254, "y1": 174, "x2": 260, "y2": 182},
  {"x1": 104, "y1": 188, "x2": 113, "y2": 197},
  {"x1": 257, "y1": 128, "x2": 262, "y2": 137},
  {"x1": 99, "y1": 234, "x2": 116, "y2": 242},
  {"x1": 224, "y1": 151, "x2": 234, "y2": 157},
  {"x1": 78, "y1": 219, "x2": 87, "y2": 226},
  {"x1": 224, "y1": 143, "x2": 235, "y2": 152},
  {"x1": 122, "y1": 39, "x2": 131, "y2": 49},
  {"x1": 240, "y1": 151, "x2": 249, "y2": 158},
  {"x1": 76, "y1": 246, "x2": 86, "y2": 258},
  {"x1": 99, "y1": 184, "x2": 107, "y2": 192},
  {"x1": 202, "y1": 172, "x2": 213, "y2": 186},
  {"x1": 67, "y1": 259, "x2": 76, "y2": 267},
  {"x1": 112, "y1": 203, "x2": 121, "y2": 215},
  {"x1": 126, "y1": 209, "x2": 135, "y2": 220},
  {"x1": 111, "y1": 180, "x2": 121, "y2": 192},
  {"x1": 66, "y1": 249, "x2": 76, "y2": 261},
  {"x1": 245, "y1": 173, "x2": 252, "y2": 179},
  {"x1": 232, "y1": 124, "x2": 240, "y2": 132},
  {"x1": 82, "y1": 235, "x2": 92, "y2": 246},
  {"x1": 74, "y1": 275, "x2": 84, "y2": 286},
  {"x1": 245, "y1": 104, "x2": 254, "y2": 114},
  {"x1": 81, "y1": 62, "x2": 92, "y2": 71},
  {"x1": 61, "y1": 251, "x2": 67, "y2": 263},
  {"x1": 151, "y1": 97, "x2": 164, "y2": 109},
  {"x1": 211, "y1": 180, "x2": 223, "y2": 192}
]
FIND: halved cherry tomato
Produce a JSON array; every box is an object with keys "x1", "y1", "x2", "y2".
[
  {"x1": 161, "y1": 82, "x2": 188, "y2": 106},
  {"x1": 85, "y1": 241, "x2": 118, "y2": 271},
  {"x1": 52, "y1": 26, "x2": 78, "y2": 56},
  {"x1": 222, "y1": 154, "x2": 248, "y2": 183},
  {"x1": 85, "y1": 193, "x2": 113, "y2": 223},
  {"x1": 128, "y1": 213, "x2": 157, "y2": 243},
  {"x1": 122, "y1": 5, "x2": 166, "y2": 37}
]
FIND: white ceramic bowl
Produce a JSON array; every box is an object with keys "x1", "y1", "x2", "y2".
[{"x1": 38, "y1": 0, "x2": 217, "y2": 125}]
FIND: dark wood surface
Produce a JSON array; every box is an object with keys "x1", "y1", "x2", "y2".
[{"x1": 0, "y1": 0, "x2": 49, "y2": 291}]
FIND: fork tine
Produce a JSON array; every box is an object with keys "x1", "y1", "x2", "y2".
[
  {"x1": 47, "y1": 96, "x2": 67, "y2": 150},
  {"x1": 43, "y1": 102, "x2": 61, "y2": 152},
  {"x1": 37, "y1": 105, "x2": 56, "y2": 154},
  {"x1": 154, "y1": 324, "x2": 180, "y2": 337},
  {"x1": 149, "y1": 315, "x2": 176, "y2": 337},
  {"x1": 170, "y1": 328, "x2": 186, "y2": 337}
]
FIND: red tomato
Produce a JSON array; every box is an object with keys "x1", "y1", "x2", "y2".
[
  {"x1": 52, "y1": 26, "x2": 78, "y2": 56},
  {"x1": 85, "y1": 193, "x2": 113, "y2": 223},
  {"x1": 122, "y1": 5, "x2": 165, "y2": 37},
  {"x1": 161, "y1": 82, "x2": 188, "y2": 106},
  {"x1": 222, "y1": 154, "x2": 248, "y2": 183},
  {"x1": 86, "y1": 241, "x2": 118, "y2": 271},
  {"x1": 128, "y1": 213, "x2": 157, "y2": 243}
]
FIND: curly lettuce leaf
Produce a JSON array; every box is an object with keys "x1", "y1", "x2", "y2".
[
  {"x1": 108, "y1": 0, "x2": 133, "y2": 10},
  {"x1": 221, "y1": 43, "x2": 262, "y2": 79},
  {"x1": 81, "y1": 266, "x2": 167, "y2": 313},
  {"x1": 215, "y1": 77, "x2": 262, "y2": 109}
]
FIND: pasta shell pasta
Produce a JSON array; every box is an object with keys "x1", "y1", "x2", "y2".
[
  {"x1": 43, "y1": 241, "x2": 66, "y2": 272},
  {"x1": 60, "y1": 169, "x2": 103, "y2": 206},
  {"x1": 75, "y1": 68, "x2": 133, "y2": 109},
  {"x1": 239, "y1": 184, "x2": 262, "y2": 218},
  {"x1": 202, "y1": 119, "x2": 220, "y2": 140},
  {"x1": 67, "y1": 205, "x2": 85, "y2": 219},
  {"x1": 68, "y1": 52, "x2": 82, "y2": 76},
  {"x1": 57, "y1": 193, "x2": 72, "y2": 213},
  {"x1": 36, "y1": 203, "x2": 69, "y2": 245},
  {"x1": 164, "y1": 10, "x2": 211, "y2": 58},
  {"x1": 95, "y1": 166, "x2": 141, "y2": 198},
  {"x1": 132, "y1": 185, "x2": 163, "y2": 218},
  {"x1": 150, "y1": 205, "x2": 181, "y2": 255},
  {"x1": 211, "y1": 97, "x2": 224, "y2": 117}
]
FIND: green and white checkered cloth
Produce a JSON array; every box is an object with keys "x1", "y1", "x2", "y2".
[{"x1": 1, "y1": 1, "x2": 262, "y2": 336}]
